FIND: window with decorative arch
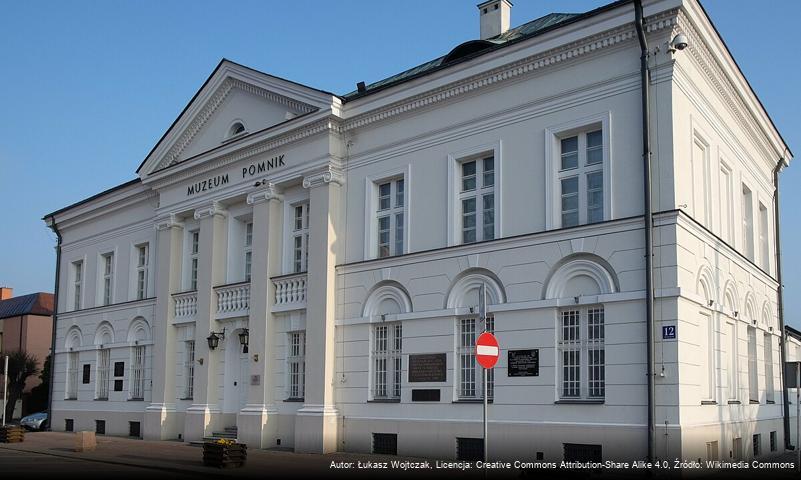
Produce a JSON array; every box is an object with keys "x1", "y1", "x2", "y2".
[{"x1": 364, "y1": 282, "x2": 411, "y2": 401}]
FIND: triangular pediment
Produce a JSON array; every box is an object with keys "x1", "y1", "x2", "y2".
[{"x1": 137, "y1": 59, "x2": 336, "y2": 176}]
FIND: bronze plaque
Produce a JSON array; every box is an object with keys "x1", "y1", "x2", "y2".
[{"x1": 408, "y1": 353, "x2": 447, "y2": 382}]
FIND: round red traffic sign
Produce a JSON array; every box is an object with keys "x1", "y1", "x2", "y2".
[{"x1": 476, "y1": 332, "x2": 499, "y2": 369}]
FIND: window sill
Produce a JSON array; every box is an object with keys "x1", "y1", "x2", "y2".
[
  {"x1": 128, "y1": 398, "x2": 144, "y2": 402},
  {"x1": 727, "y1": 400, "x2": 741, "y2": 405},
  {"x1": 453, "y1": 399, "x2": 494, "y2": 404},
  {"x1": 94, "y1": 398, "x2": 108, "y2": 401},
  {"x1": 766, "y1": 400, "x2": 776, "y2": 404},
  {"x1": 368, "y1": 398, "x2": 401, "y2": 403},
  {"x1": 554, "y1": 399, "x2": 604, "y2": 405},
  {"x1": 749, "y1": 400, "x2": 760, "y2": 405},
  {"x1": 284, "y1": 398, "x2": 304, "y2": 403},
  {"x1": 701, "y1": 400, "x2": 718, "y2": 405},
  {"x1": 179, "y1": 397, "x2": 193, "y2": 401}
]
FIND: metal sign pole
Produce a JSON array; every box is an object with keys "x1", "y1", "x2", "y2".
[
  {"x1": 479, "y1": 284, "x2": 488, "y2": 464},
  {"x1": 2, "y1": 355, "x2": 8, "y2": 427}
]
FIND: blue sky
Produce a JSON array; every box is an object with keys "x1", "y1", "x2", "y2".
[{"x1": 0, "y1": 1, "x2": 798, "y2": 328}]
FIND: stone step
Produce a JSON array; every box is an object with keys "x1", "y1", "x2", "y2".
[{"x1": 211, "y1": 432, "x2": 237, "y2": 438}]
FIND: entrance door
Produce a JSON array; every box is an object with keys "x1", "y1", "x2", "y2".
[
  {"x1": 223, "y1": 329, "x2": 249, "y2": 414},
  {"x1": 238, "y1": 345, "x2": 249, "y2": 410}
]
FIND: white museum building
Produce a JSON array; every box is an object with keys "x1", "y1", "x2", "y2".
[{"x1": 43, "y1": 0, "x2": 794, "y2": 462}]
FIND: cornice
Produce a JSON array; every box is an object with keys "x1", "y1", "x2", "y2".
[
  {"x1": 675, "y1": 9, "x2": 779, "y2": 166},
  {"x1": 55, "y1": 188, "x2": 157, "y2": 231},
  {"x1": 154, "y1": 213, "x2": 184, "y2": 231},
  {"x1": 156, "y1": 77, "x2": 318, "y2": 171},
  {"x1": 193, "y1": 201, "x2": 227, "y2": 220},
  {"x1": 148, "y1": 117, "x2": 343, "y2": 190},
  {"x1": 247, "y1": 182, "x2": 283, "y2": 204},
  {"x1": 341, "y1": 10, "x2": 678, "y2": 133},
  {"x1": 302, "y1": 165, "x2": 345, "y2": 188}
]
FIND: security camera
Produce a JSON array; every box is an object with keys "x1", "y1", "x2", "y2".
[{"x1": 669, "y1": 33, "x2": 689, "y2": 53}]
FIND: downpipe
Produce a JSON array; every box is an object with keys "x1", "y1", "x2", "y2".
[
  {"x1": 45, "y1": 216, "x2": 62, "y2": 431},
  {"x1": 773, "y1": 158, "x2": 792, "y2": 449},
  {"x1": 634, "y1": 0, "x2": 656, "y2": 462}
]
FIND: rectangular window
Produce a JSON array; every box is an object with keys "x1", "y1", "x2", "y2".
[
  {"x1": 742, "y1": 184, "x2": 754, "y2": 261},
  {"x1": 706, "y1": 441, "x2": 719, "y2": 461},
  {"x1": 129, "y1": 421, "x2": 141, "y2": 438},
  {"x1": 752, "y1": 434, "x2": 761, "y2": 457},
  {"x1": 244, "y1": 222, "x2": 253, "y2": 282},
  {"x1": 82, "y1": 364, "x2": 91, "y2": 384},
  {"x1": 720, "y1": 164, "x2": 733, "y2": 242},
  {"x1": 67, "y1": 351, "x2": 79, "y2": 400},
  {"x1": 372, "y1": 433, "x2": 398, "y2": 455},
  {"x1": 459, "y1": 156, "x2": 495, "y2": 244},
  {"x1": 372, "y1": 323, "x2": 402, "y2": 399},
  {"x1": 564, "y1": 443, "x2": 603, "y2": 462},
  {"x1": 727, "y1": 322, "x2": 738, "y2": 401},
  {"x1": 559, "y1": 307, "x2": 605, "y2": 400},
  {"x1": 557, "y1": 129, "x2": 604, "y2": 228},
  {"x1": 102, "y1": 253, "x2": 114, "y2": 305},
  {"x1": 72, "y1": 261, "x2": 83, "y2": 310},
  {"x1": 288, "y1": 331, "x2": 306, "y2": 399},
  {"x1": 95, "y1": 420, "x2": 106, "y2": 435},
  {"x1": 692, "y1": 137, "x2": 710, "y2": 227},
  {"x1": 65, "y1": 419, "x2": 74, "y2": 432},
  {"x1": 770, "y1": 431, "x2": 777, "y2": 452},
  {"x1": 700, "y1": 312, "x2": 715, "y2": 401},
  {"x1": 136, "y1": 244, "x2": 149, "y2": 300},
  {"x1": 130, "y1": 345, "x2": 145, "y2": 399},
  {"x1": 748, "y1": 326, "x2": 758, "y2": 403},
  {"x1": 376, "y1": 179, "x2": 405, "y2": 257},
  {"x1": 292, "y1": 203, "x2": 309, "y2": 273},
  {"x1": 764, "y1": 333, "x2": 774, "y2": 403},
  {"x1": 759, "y1": 203, "x2": 769, "y2": 271},
  {"x1": 183, "y1": 341, "x2": 195, "y2": 399},
  {"x1": 96, "y1": 348, "x2": 110, "y2": 400},
  {"x1": 190, "y1": 231, "x2": 199, "y2": 290},
  {"x1": 457, "y1": 316, "x2": 494, "y2": 400}
]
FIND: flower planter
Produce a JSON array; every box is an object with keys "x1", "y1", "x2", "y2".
[
  {"x1": 0, "y1": 426, "x2": 25, "y2": 443},
  {"x1": 202, "y1": 441, "x2": 247, "y2": 468}
]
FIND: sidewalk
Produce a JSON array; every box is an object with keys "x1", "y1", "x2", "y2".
[{"x1": 0, "y1": 432, "x2": 496, "y2": 479}]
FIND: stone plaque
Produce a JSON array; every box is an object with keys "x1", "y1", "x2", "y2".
[
  {"x1": 408, "y1": 353, "x2": 447, "y2": 382},
  {"x1": 507, "y1": 349, "x2": 539, "y2": 377}
]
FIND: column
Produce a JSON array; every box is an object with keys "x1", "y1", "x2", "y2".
[
  {"x1": 239, "y1": 183, "x2": 283, "y2": 448},
  {"x1": 144, "y1": 213, "x2": 183, "y2": 440},
  {"x1": 295, "y1": 166, "x2": 343, "y2": 453},
  {"x1": 184, "y1": 201, "x2": 228, "y2": 441}
]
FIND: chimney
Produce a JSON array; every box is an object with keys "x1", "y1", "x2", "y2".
[
  {"x1": 478, "y1": 0, "x2": 512, "y2": 40},
  {"x1": 0, "y1": 287, "x2": 12, "y2": 300}
]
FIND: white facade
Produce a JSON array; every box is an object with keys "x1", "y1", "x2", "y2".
[{"x1": 44, "y1": 0, "x2": 793, "y2": 462}]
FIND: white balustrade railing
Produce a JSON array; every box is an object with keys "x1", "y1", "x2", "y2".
[
  {"x1": 215, "y1": 282, "x2": 251, "y2": 318},
  {"x1": 173, "y1": 291, "x2": 197, "y2": 320},
  {"x1": 273, "y1": 273, "x2": 307, "y2": 310}
]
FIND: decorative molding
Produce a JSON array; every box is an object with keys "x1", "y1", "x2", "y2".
[
  {"x1": 154, "y1": 213, "x2": 184, "y2": 231},
  {"x1": 302, "y1": 165, "x2": 345, "y2": 188},
  {"x1": 148, "y1": 118, "x2": 342, "y2": 190},
  {"x1": 193, "y1": 201, "x2": 227, "y2": 220},
  {"x1": 155, "y1": 77, "x2": 317, "y2": 171},
  {"x1": 675, "y1": 9, "x2": 780, "y2": 166},
  {"x1": 247, "y1": 182, "x2": 282, "y2": 205},
  {"x1": 342, "y1": 11, "x2": 678, "y2": 133}
]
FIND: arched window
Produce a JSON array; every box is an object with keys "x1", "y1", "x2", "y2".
[
  {"x1": 65, "y1": 326, "x2": 83, "y2": 400},
  {"x1": 227, "y1": 121, "x2": 246, "y2": 139},
  {"x1": 127, "y1": 317, "x2": 150, "y2": 400},
  {"x1": 363, "y1": 282, "x2": 411, "y2": 401}
]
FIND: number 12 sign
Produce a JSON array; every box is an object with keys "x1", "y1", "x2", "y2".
[{"x1": 662, "y1": 325, "x2": 676, "y2": 340}]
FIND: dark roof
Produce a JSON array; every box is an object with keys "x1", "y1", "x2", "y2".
[
  {"x1": 0, "y1": 293, "x2": 54, "y2": 320},
  {"x1": 342, "y1": 12, "x2": 582, "y2": 100},
  {"x1": 787, "y1": 325, "x2": 801, "y2": 341}
]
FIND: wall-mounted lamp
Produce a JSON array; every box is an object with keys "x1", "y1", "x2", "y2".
[
  {"x1": 207, "y1": 328, "x2": 226, "y2": 350},
  {"x1": 574, "y1": 296, "x2": 580, "y2": 304},
  {"x1": 733, "y1": 311, "x2": 739, "y2": 318},
  {"x1": 708, "y1": 300, "x2": 714, "y2": 307},
  {"x1": 752, "y1": 319, "x2": 757, "y2": 326},
  {"x1": 198, "y1": 358, "x2": 204, "y2": 365},
  {"x1": 239, "y1": 328, "x2": 249, "y2": 354}
]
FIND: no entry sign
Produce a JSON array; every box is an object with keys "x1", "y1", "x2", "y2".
[{"x1": 476, "y1": 332, "x2": 499, "y2": 369}]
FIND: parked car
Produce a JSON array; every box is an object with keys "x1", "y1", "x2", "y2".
[{"x1": 20, "y1": 412, "x2": 48, "y2": 431}]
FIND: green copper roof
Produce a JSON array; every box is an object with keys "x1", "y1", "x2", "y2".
[{"x1": 343, "y1": 12, "x2": 581, "y2": 100}]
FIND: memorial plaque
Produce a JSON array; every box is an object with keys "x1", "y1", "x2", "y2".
[
  {"x1": 507, "y1": 349, "x2": 539, "y2": 377},
  {"x1": 114, "y1": 362, "x2": 125, "y2": 377},
  {"x1": 411, "y1": 389, "x2": 441, "y2": 401},
  {"x1": 408, "y1": 353, "x2": 447, "y2": 382}
]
